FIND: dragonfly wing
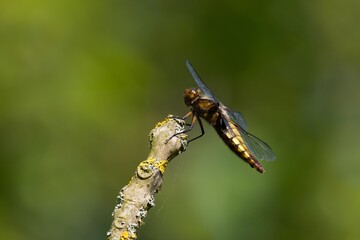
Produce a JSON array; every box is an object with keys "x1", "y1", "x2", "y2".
[
  {"x1": 186, "y1": 60, "x2": 219, "y2": 103},
  {"x1": 239, "y1": 128, "x2": 276, "y2": 161},
  {"x1": 230, "y1": 110, "x2": 248, "y2": 131},
  {"x1": 220, "y1": 106, "x2": 248, "y2": 131},
  {"x1": 221, "y1": 107, "x2": 275, "y2": 161}
]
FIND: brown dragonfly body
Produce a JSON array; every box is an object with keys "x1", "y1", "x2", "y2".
[{"x1": 182, "y1": 61, "x2": 276, "y2": 173}]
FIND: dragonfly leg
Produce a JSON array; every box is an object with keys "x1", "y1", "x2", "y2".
[
  {"x1": 168, "y1": 111, "x2": 192, "y2": 121},
  {"x1": 165, "y1": 113, "x2": 194, "y2": 144},
  {"x1": 181, "y1": 111, "x2": 193, "y2": 126},
  {"x1": 187, "y1": 117, "x2": 205, "y2": 143},
  {"x1": 182, "y1": 111, "x2": 193, "y2": 120},
  {"x1": 165, "y1": 114, "x2": 205, "y2": 144}
]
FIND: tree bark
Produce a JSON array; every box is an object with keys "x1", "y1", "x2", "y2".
[{"x1": 106, "y1": 115, "x2": 188, "y2": 240}]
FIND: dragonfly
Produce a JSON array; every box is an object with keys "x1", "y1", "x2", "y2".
[{"x1": 178, "y1": 60, "x2": 276, "y2": 173}]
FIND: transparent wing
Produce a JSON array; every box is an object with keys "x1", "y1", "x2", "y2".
[
  {"x1": 239, "y1": 128, "x2": 276, "y2": 161},
  {"x1": 186, "y1": 60, "x2": 218, "y2": 103},
  {"x1": 229, "y1": 110, "x2": 248, "y2": 131},
  {"x1": 221, "y1": 107, "x2": 276, "y2": 161},
  {"x1": 222, "y1": 108, "x2": 275, "y2": 161}
]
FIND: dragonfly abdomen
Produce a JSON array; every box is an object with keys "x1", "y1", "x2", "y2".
[{"x1": 216, "y1": 128, "x2": 265, "y2": 173}]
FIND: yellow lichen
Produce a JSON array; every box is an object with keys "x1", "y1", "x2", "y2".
[
  {"x1": 138, "y1": 157, "x2": 155, "y2": 169},
  {"x1": 137, "y1": 157, "x2": 157, "y2": 179},
  {"x1": 138, "y1": 157, "x2": 168, "y2": 175},
  {"x1": 154, "y1": 117, "x2": 170, "y2": 128},
  {"x1": 120, "y1": 231, "x2": 137, "y2": 240},
  {"x1": 147, "y1": 157, "x2": 155, "y2": 164},
  {"x1": 153, "y1": 160, "x2": 169, "y2": 174},
  {"x1": 120, "y1": 231, "x2": 129, "y2": 240}
]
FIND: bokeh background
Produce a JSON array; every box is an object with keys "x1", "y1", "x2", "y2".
[{"x1": 1, "y1": 1, "x2": 360, "y2": 239}]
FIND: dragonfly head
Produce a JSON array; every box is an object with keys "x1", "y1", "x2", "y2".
[{"x1": 184, "y1": 87, "x2": 202, "y2": 106}]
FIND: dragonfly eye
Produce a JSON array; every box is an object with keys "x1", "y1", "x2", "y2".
[{"x1": 184, "y1": 88, "x2": 200, "y2": 106}]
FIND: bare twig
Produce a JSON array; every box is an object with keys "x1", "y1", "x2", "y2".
[{"x1": 106, "y1": 115, "x2": 188, "y2": 240}]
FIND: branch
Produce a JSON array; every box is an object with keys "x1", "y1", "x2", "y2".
[{"x1": 106, "y1": 115, "x2": 188, "y2": 240}]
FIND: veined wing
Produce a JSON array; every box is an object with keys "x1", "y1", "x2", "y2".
[
  {"x1": 222, "y1": 107, "x2": 276, "y2": 161},
  {"x1": 227, "y1": 109, "x2": 248, "y2": 131},
  {"x1": 239, "y1": 128, "x2": 276, "y2": 161},
  {"x1": 186, "y1": 60, "x2": 219, "y2": 103}
]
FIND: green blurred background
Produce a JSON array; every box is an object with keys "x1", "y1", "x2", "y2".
[{"x1": 1, "y1": 1, "x2": 360, "y2": 239}]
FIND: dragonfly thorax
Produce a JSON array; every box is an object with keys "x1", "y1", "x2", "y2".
[{"x1": 184, "y1": 87, "x2": 220, "y2": 125}]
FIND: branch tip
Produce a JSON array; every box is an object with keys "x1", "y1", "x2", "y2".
[{"x1": 106, "y1": 115, "x2": 188, "y2": 240}]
